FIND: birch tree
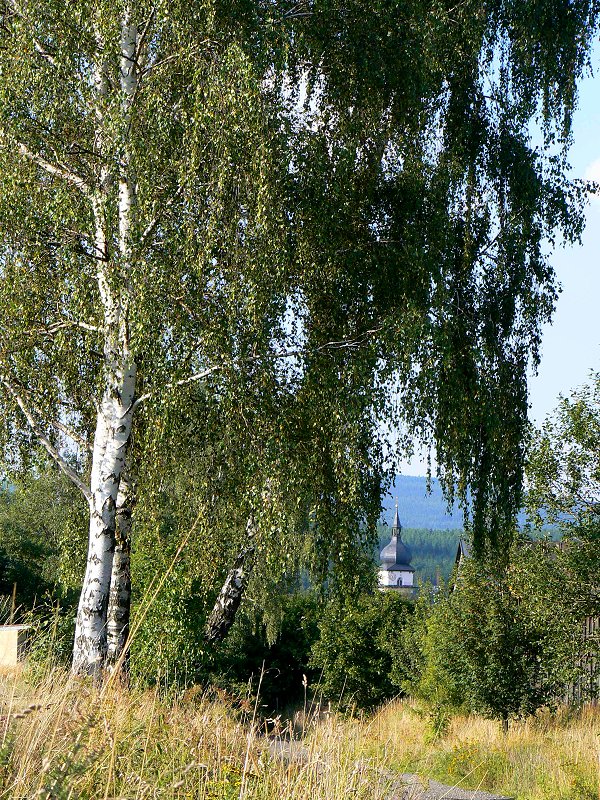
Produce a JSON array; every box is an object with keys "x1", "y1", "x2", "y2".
[
  {"x1": 0, "y1": 0, "x2": 297, "y2": 674},
  {"x1": 0, "y1": 0, "x2": 597, "y2": 676}
]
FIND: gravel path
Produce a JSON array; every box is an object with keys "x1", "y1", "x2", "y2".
[
  {"x1": 381, "y1": 771, "x2": 513, "y2": 800},
  {"x1": 268, "y1": 740, "x2": 513, "y2": 800}
]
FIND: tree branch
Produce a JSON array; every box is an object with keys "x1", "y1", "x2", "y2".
[
  {"x1": 131, "y1": 325, "x2": 384, "y2": 411},
  {"x1": 11, "y1": 138, "x2": 90, "y2": 195},
  {"x1": 24, "y1": 392, "x2": 92, "y2": 455},
  {"x1": 49, "y1": 418, "x2": 92, "y2": 456},
  {"x1": 131, "y1": 365, "x2": 221, "y2": 412},
  {"x1": 138, "y1": 180, "x2": 187, "y2": 250},
  {"x1": 26, "y1": 319, "x2": 99, "y2": 336},
  {"x1": 33, "y1": 39, "x2": 58, "y2": 68},
  {"x1": 0, "y1": 377, "x2": 92, "y2": 501},
  {"x1": 5, "y1": 0, "x2": 59, "y2": 68}
]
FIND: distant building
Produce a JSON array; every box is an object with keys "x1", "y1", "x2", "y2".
[{"x1": 378, "y1": 502, "x2": 415, "y2": 595}]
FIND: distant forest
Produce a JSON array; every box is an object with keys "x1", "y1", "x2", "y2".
[
  {"x1": 381, "y1": 476, "x2": 464, "y2": 529},
  {"x1": 380, "y1": 475, "x2": 528, "y2": 532}
]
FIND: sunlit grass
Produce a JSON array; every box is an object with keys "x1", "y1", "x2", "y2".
[
  {"x1": 0, "y1": 669, "x2": 391, "y2": 799},
  {"x1": 1, "y1": 670, "x2": 598, "y2": 800},
  {"x1": 362, "y1": 700, "x2": 600, "y2": 800}
]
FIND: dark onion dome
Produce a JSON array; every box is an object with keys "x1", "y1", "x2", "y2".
[{"x1": 380, "y1": 505, "x2": 414, "y2": 571}]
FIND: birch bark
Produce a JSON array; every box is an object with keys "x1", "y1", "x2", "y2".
[
  {"x1": 72, "y1": 10, "x2": 139, "y2": 676},
  {"x1": 107, "y1": 471, "x2": 133, "y2": 668},
  {"x1": 205, "y1": 517, "x2": 257, "y2": 643}
]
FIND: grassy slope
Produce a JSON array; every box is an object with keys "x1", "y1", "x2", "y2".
[{"x1": 1, "y1": 670, "x2": 598, "y2": 800}]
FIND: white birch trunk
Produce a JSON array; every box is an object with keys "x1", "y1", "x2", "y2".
[
  {"x1": 107, "y1": 471, "x2": 133, "y2": 668},
  {"x1": 205, "y1": 517, "x2": 257, "y2": 642},
  {"x1": 73, "y1": 369, "x2": 136, "y2": 675},
  {"x1": 72, "y1": 11, "x2": 139, "y2": 676}
]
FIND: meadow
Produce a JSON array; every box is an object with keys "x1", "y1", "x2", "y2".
[{"x1": 1, "y1": 669, "x2": 598, "y2": 800}]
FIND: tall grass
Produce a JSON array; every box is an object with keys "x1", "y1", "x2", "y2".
[
  {"x1": 1, "y1": 669, "x2": 599, "y2": 800},
  {"x1": 0, "y1": 669, "x2": 391, "y2": 800},
  {"x1": 359, "y1": 700, "x2": 600, "y2": 800}
]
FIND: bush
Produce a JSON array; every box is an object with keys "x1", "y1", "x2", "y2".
[
  {"x1": 397, "y1": 543, "x2": 588, "y2": 727},
  {"x1": 205, "y1": 592, "x2": 321, "y2": 710},
  {"x1": 0, "y1": 469, "x2": 86, "y2": 609},
  {"x1": 131, "y1": 587, "x2": 321, "y2": 711},
  {"x1": 310, "y1": 592, "x2": 413, "y2": 711}
]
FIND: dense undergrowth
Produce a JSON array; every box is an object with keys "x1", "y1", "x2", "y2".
[{"x1": 1, "y1": 669, "x2": 598, "y2": 800}]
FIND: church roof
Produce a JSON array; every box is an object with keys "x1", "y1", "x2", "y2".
[{"x1": 380, "y1": 502, "x2": 413, "y2": 571}]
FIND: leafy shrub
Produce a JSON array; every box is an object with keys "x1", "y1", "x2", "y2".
[
  {"x1": 397, "y1": 543, "x2": 589, "y2": 727},
  {"x1": 0, "y1": 469, "x2": 86, "y2": 609},
  {"x1": 204, "y1": 592, "x2": 320, "y2": 709},
  {"x1": 310, "y1": 592, "x2": 413, "y2": 711},
  {"x1": 430, "y1": 741, "x2": 509, "y2": 790},
  {"x1": 131, "y1": 588, "x2": 320, "y2": 711}
]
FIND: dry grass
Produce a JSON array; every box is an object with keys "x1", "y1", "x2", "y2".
[
  {"x1": 1, "y1": 670, "x2": 599, "y2": 800},
  {"x1": 358, "y1": 700, "x2": 600, "y2": 800},
  {"x1": 0, "y1": 669, "x2": 391, "y2": 800}
]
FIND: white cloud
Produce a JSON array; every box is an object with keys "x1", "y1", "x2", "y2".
[
  {"x1": 584, "y1": 157, "x2": 600, "y2": 182},
  {"x1": 583, "y1": 158, "x2": 600, "y2": 206}
]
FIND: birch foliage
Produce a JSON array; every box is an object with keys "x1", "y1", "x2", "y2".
[{"x1": 0, "y1": 0, "x2": 597, "y2": 673}]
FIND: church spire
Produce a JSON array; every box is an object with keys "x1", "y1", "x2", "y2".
[
  {"x1": 378, "y1": 496, "x2": 414, "y2": 591},
  {"x1": 392, "y1": 497, "x2": 401, "y2": 533}
]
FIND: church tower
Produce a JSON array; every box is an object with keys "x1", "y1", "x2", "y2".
[{"x1": 378, "y1": 500, "x2": 415, "y2": 592}]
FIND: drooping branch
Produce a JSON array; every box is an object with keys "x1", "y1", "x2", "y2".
[
  {"x1": 131, "y1": 365, "x2": 222, "y2": 411},
  {"x1": 137, "y1": 180, "x2": 187, "y2": 249},
  {"x1": 5, "y1": 0, "x2": 59, "y2": 68},
  {"x1": 28, "y1": 392, "x2": 92, "y2": 455},
  {"x1": 131, "y1": 325, "x2": 385, "y2": 412},
  {"x1": 0, "y1": 377, "x2": 92, "y2": 500}
]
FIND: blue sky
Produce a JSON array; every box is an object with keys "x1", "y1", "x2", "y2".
[
  {"x1": 402, "y1": 53, "x2": 600, "y2": 476},
  {"x1": 529, "y1": 53, "x2": 600, "y2": 425}
]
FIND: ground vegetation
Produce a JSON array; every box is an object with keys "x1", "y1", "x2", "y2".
[{"x1": 0, "y1": 669, "x2": 598, "y2": 800}]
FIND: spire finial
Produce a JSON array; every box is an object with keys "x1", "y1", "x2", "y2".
[{"x1": 392, "y1": 498, "x2": 401, "y2": 532}]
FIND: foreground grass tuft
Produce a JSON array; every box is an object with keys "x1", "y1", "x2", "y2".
[
  {"x1": 0, "y1": 670, "x2": 390, "y2": 800},
  {"x1": 1, "y1": 670, "x2": 599, "y2": 800}
]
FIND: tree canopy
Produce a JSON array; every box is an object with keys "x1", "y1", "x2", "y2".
[
  {"x1": 0, "y1": 0, "x2": 597, "y2": 672},
  {"x1": 527, "y1": 372, "x2": 600, "y2": 540}
]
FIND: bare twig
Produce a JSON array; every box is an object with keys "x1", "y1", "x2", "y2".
[
  {"x1": 131, "y1": 365, "x2": 221, "y2": 411},
  {"x1": 131, "y1": 325, "x2": 383, "y2": 410},
  {"x1": 12, "y1": 139, "x2": 90, "y2": 195}
]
